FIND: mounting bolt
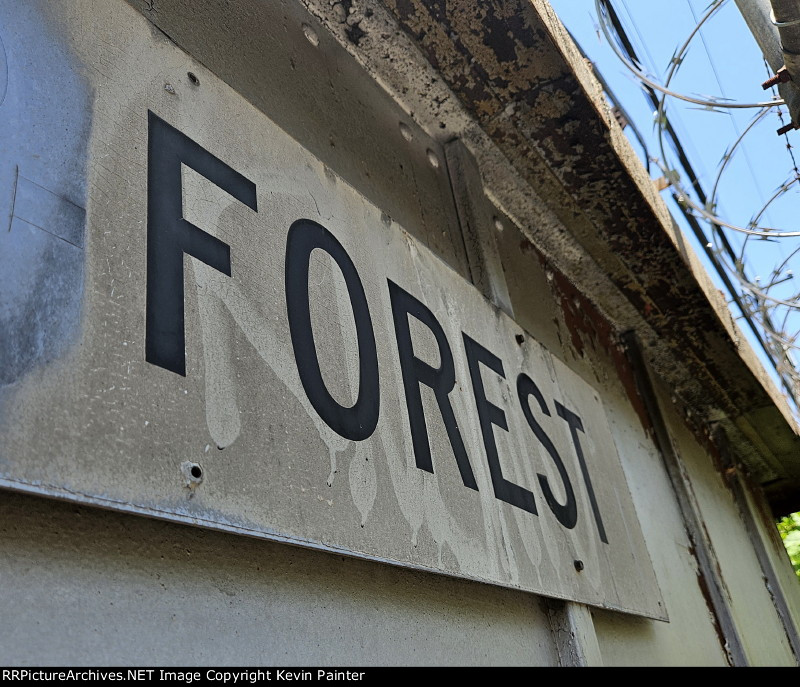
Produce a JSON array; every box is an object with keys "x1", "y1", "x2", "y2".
[
  {"x1": 762, "y1": 66, "x2": 791, "y2": 90},
  {"x1": 777, "y1": 121, "x2": 799, "y2": 136},
  {"x1": 573, "y1": 559, "x2": 584, "y2": 572}
]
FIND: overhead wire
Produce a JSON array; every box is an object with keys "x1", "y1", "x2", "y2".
[
  {"x1": 596, "y1": 0, "x2": 784, "y2": 109},
  {"x1": 596, "y1": 0, "x2": 800, "y2": 408},
  {"x1": 686, "y1": 0, "x2": 773, "y2": 220}
]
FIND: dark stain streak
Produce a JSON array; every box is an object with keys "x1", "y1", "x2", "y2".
[
  {"x1": 688, "y1": 538, "x2": 735, "y2": 666},
  {"x1": 552, "y1": 265, "x2": 654, "y2": 437},
  {"x1": 521, "y1": 238, "x2": 655, "y2": 437}
]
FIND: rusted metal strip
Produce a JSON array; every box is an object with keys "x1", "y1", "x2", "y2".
[
  {"x1": 622, "y1": 331, "x2": 747, "y2": 666},
  {"x1": 712, "y1": 426, "x2": 800, "y2": 664},
  {"x1": 379, "y1": 0, "x2": 800, "y2": 511}
]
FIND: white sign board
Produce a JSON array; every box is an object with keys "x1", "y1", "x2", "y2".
[{"x1": 0, "y1": 1, "x2": 665, "y2": 620}]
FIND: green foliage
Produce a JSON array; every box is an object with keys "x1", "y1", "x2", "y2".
[{"x1": 777, "y1": 512, "x2": 800, "y2": 581}]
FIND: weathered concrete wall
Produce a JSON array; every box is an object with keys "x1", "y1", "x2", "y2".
[
  {"x1": 654, "y1": 376, "x2": 793, "y2": 665},
  {"x1": 0, "y1": 490, "x2": 557, "y2": 666}
]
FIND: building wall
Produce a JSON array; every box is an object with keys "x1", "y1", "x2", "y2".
[
  {"x1": 657, "y1": 377, "x2": 795, "y2": 665},
  {"x1": 0, "y1": 491, "x2": 558, "y2": 666},
  {"x1": 0, "y1": 0, "x2": 798, "y2": 666}
]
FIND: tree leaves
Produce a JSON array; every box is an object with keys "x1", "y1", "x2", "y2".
[{"x1": 777, "y1": 512, "x2": 800, "y2": 581}]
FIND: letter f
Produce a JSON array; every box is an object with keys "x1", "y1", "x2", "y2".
[{"x1": 145, "y1": 111, "x2": 257, "y2": 376}]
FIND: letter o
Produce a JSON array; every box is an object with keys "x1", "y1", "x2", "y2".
[{"x1": 285, "y1": 219, "x2": 380, "y2": 440}]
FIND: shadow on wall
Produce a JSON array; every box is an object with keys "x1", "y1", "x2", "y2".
[{"x1": 0, "y1": 1, "x2": 91, "y2": 387}]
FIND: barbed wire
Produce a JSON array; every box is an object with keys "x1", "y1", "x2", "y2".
[
  {"x1": 595, "y1": 0, "x2": 800, "y2": 410},
  {"x1": 595, "y1": 0, "x2": 785, "y2": 109}
]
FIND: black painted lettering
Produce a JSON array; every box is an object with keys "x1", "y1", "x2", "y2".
[
  {"x1": 463, "y1": 334, "x2": 536, "y2": 514},
  {"x1": 285, "y1": 219, "x2": 379, "y2": 441},
  {"x1": 388, "y1": 281, "x2": 477, "y2": 490},
  {"x1": 517, "y1": 374, "x2": 577, "y2": 529},
  {"x1": 556, "y1": 402, "x2": 608, "y2": 544},
  {"x1": 146, "y1": 111, "x2": 257, "y2": 376}
]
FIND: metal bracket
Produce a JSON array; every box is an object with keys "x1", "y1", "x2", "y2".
[{"x1": 444, "y1": 139, "x2": 514, "y2": 318}]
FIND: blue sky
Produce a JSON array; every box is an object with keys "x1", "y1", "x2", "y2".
[{"x1": 549, "y1": 0, "x2": 800, "y2": 406}]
